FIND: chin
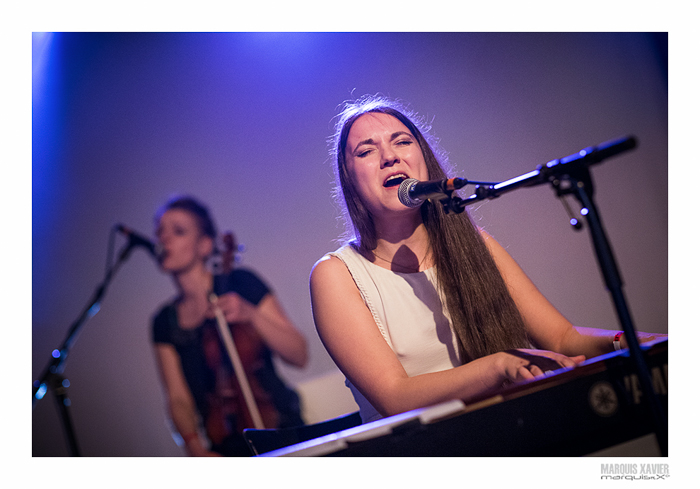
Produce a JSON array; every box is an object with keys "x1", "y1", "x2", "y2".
[{"x1": 158, "y1": 259, "x2": 175, "y2": 273}]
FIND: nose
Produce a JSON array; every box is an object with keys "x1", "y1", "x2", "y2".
[
  {"x1": 157, "y1": 230, "x2": 171, "y2": 246},
  {"x1": 380, "y1": 146, "x2": 399, "y2": 168}
]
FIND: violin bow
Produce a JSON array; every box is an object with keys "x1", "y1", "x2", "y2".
[{"x1": 209, "y1": 231, "x2": 265, "y2": 429}]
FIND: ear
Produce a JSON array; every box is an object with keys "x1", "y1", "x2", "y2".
[{"x1": 197, "y1": 235, "x2": 215, "y2": 259}]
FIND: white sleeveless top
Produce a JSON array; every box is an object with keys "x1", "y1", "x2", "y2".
[{"x1": 327, "y1": 244, "x2": 462, "y2": 423}]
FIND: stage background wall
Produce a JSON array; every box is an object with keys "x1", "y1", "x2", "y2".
[{"x1": 32, "y1": 32, "x2": 668, "y2": 456}]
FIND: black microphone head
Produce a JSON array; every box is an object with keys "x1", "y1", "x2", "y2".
[
  {"x1": 116, "y1": 223, "x2": 157, "y2": 257},
  {"x1": 397, "y1": 178, "x2": 423, "y2": 208}
]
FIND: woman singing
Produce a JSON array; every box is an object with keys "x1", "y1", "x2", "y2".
[{"x1": 310, "y1": 95, "x2": 665, "y2": 424}]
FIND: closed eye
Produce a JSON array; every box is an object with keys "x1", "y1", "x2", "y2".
[{"x1": 390, "y1": 131, "x2": 415, "y2": 145}]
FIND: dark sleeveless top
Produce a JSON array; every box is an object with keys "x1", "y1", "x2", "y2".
[{"x1": 152, "y1": 268, "x2": 303, "y2": 456}]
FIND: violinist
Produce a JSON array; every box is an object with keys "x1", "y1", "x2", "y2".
[{"x1": 151, "y1": 196, "x2": 308, "y2": 456}]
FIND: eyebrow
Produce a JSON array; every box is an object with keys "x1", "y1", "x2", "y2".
[{"x1": 351, "y1": 131, "x2": 413, "y2": 154}]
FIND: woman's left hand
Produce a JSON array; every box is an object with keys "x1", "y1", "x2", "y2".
[{"x1": 627, "y1": 332, "x2": 668, "y2": 348}]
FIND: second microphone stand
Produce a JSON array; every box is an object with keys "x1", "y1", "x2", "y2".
[{"x1": 32, "y1": 232, "x2": 147, "y2": 456}]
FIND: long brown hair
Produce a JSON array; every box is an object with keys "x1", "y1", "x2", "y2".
[{"x1": 331, "y1": 95, "x2": 529, "y2": 362}]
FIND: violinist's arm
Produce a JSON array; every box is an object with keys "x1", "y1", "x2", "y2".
[
  {"x1": 252, "y1": 294, "x2": 308, "y2": 367},
  {"x1": 211, "y1": 292, "x2": 308, "y2": 368},
  {"x1": 153, "y1": 343, "x2": 220, "y2": 457}
]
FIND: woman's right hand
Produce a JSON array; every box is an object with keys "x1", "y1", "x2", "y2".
[{"x1": 497, "y1": 349, "x2": 586, "y2": 385}]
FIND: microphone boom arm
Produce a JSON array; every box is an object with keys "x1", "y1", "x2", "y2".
[{"x1": 454, "y1": 135, "x2": 638, "y2": 209}]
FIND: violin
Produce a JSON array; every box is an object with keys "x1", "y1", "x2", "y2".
[{"x1": 202, "y1": 231, "x2": 279, "y2": 445}]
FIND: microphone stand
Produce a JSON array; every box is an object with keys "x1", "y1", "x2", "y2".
[
  {"x1": 32, "y1": 239, "x2": 141, "y2": 456},
  {"x1": 442, "y1": 136, "x2": 667, "y2": 456}
]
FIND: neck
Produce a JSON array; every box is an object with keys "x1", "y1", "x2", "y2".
[
  {"x1": 370, "y1": 211, "x2": 432, "y2": 272},
  {"x1": 172, "y1": 263, "x2": 212, "y2": 302}
]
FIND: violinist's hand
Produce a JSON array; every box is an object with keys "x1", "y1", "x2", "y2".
[
  {"x1": 185, "y1": 440, "x2": 222, "y2": 457},
  {"x1": 498, "y1": 349, "x2": 586, "y2": 385},
  {"x1": 208, "y1": 292, "x2": 257, "y2": 324}
]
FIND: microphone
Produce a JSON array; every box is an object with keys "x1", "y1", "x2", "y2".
[
  {"x1": 398, "y1": 178, "x2": 470, "y2": 208},
  {"x1": 115, "y1": 224, "x2": 158, "y2": 257}
]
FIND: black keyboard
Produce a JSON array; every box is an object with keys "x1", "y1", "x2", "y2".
[{"x1": 263, "y1": 340, "x2": 667, "y2": 457}]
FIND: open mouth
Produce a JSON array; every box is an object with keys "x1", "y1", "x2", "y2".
[{"x1": 383, "y1": 173, "x2": 408, "y2": 188}]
